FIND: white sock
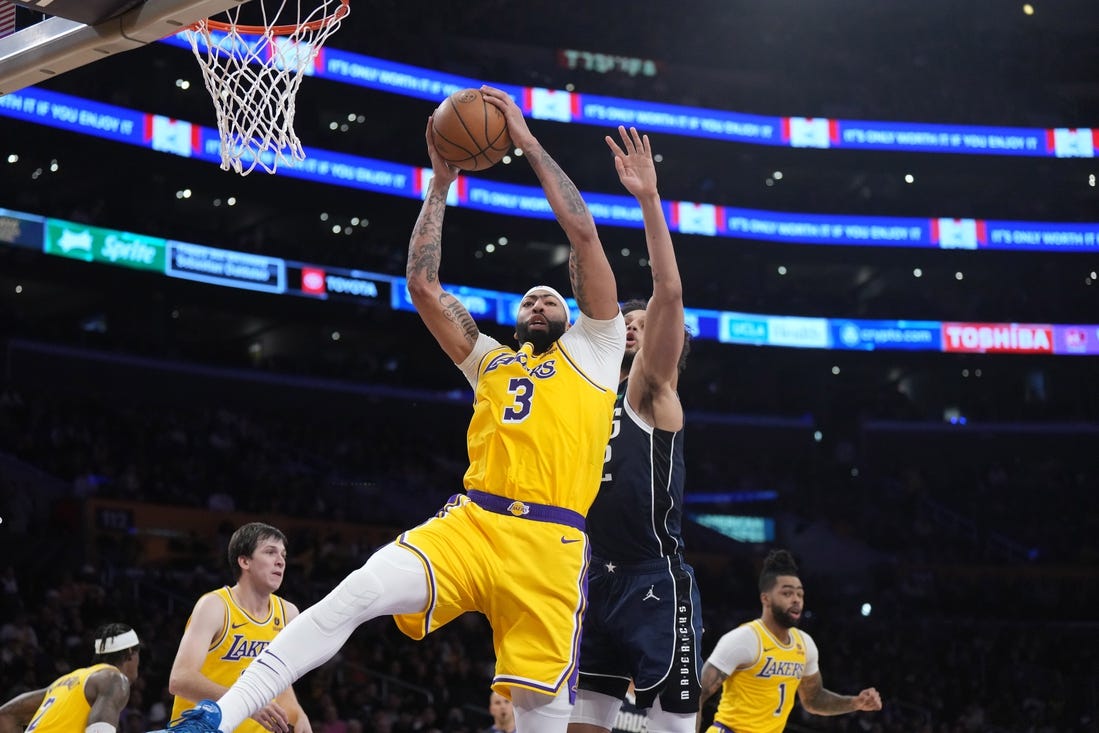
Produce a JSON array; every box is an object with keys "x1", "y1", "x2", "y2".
[{"x1": 216, "y1": 543, "x2": 429, "y2": 732}]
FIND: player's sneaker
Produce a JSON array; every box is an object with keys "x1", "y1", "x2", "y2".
[{"x1": 152, "y1": 699, "x2": 222, "y2": 733}]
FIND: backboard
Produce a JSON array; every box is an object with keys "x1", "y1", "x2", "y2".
[{"x1": 0, "y1": 0, "x2": 251, "y2": 95}]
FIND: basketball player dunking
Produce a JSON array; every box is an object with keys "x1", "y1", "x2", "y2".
[{"x1": 153, "y1": 85, "x2": 624, "y2": 733}]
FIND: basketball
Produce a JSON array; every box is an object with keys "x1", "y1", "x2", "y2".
[{"x1": 431, "y1": 89, "x2": 512, "y2": 172}]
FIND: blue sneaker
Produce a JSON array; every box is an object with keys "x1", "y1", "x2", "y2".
[{"x1": 154, "y1": 699, "x2": 222, "y2": 733}]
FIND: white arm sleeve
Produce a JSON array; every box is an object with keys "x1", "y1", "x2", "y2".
[
  {"x1": 705, "y1": 625, "x2": 760, "y2": 676},
  {"x1": 457, "y1": 332, "x2": 504, "y2": 388},
  {"x1": 800, "y1": 630, "x2": 820, "y2": 676},
  {"x1": 558, "y1": 312, "x2": 626, "y2": 390}
]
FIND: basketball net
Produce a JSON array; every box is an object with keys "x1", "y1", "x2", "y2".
[{"x1": 185, "y1": 0, "x2": 350, "y2": 175}]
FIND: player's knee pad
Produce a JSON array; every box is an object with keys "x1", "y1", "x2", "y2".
[
  {"x1": 644, "y1": 698, "x2": 696, "y2": 733},
  {"x1": 512, "y1": 686, "x2": 573, "y2": 733},
  {"x1": 570, "y1": 689, "x2": 622, "y2": 731},
  {"x1": 311, "y1": 543, "x2": 428, "y2": 633}
]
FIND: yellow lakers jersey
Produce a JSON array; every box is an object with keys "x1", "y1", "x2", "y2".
[
  {"x1": 171, "y1": 587, "x2": 288, "y2": 733},
  {"x1": 463, "y1": 339, "x2": 617, "y2": 515},
  {"x1": 27, "y1": 664, "x2": 118, "y2": 733},
  {"x1": 714, "y1": 620, "x2": 808, "y2": 733}
]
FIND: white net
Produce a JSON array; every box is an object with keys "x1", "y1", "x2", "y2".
[{"x1": 185, "y1": 0, "x2": 349, "y2": 175}]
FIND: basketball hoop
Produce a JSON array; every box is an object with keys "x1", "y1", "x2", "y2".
[{"x1": 185, "y1": 0, "x2": 350, "y2": 175}]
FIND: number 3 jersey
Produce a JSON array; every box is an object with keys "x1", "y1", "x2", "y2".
[{"x1": 458, "y1": 313, "x2": 625, "y2": 516}]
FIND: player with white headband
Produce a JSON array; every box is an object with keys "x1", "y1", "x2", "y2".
[{"x1": 0, "y1": 622, "x2": 141, "y2": 733}]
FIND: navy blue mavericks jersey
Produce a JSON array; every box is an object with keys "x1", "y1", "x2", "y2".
[{"x1": 587, "y1": 380, "x2": 686, "y2": 562}]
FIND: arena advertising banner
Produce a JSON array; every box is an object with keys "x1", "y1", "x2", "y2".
[
  {"x1": 154, "y1": 34, "x2": 1097, "y2": 159},
  {"x1": 292, "y1": 264, "x2": 390, "y2": 304},
  {"x1": 166, "y1": 241, "x2": 286, "y2": 294},
  {"x1": 1052, "y1": 325, "x2": 1099, "y2": 355},
  {"x1": 8, "y1": 206, "x2": 1099, "y2": 356},
  {"x1": 44, "y1": 218, "x2": 166, "y2": 272},
  {"x1": 0, "y1": 207, "x2": 44, "y2": 250},
  {"x1": 391, "y1": 278, "x2": 504, "y2": 323},
  {"x1": 4, "y1": 88, "x2": 1099, "y2": 254},
  {"x1": 611, "y1": 698, "x2": 648, "y2": 733},
  {"x1": 831, "y1": 320, "x2": 942, "y2": 351},
  {"x1": 941, "y1": 323, "x2": 1055, "y2": 354}
]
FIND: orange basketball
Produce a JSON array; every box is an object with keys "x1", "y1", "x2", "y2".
[{"x1": 431, "y1": 89, "x2": 512, "y2": 172}]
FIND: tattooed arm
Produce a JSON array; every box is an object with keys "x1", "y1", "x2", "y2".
[
  {"x1": 696, "y1": 661, "x2": 727, "y2": 733},
  {"x1": 796, "y1": 632, "x2": 882, "y2": 717},
  {"x1": 407, "y1": 118, "x2": 479, "y2": 363},
  {"x1": 480, "y1": 86, "x2": 619, "y2": 321},
  {"x1": 796, "y1": 673, "x2": 882, "y2": 716}
]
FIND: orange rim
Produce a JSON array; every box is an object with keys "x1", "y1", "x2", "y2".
[{"x1": 190, "y1": 0, "x2": 349, "y2": 35}]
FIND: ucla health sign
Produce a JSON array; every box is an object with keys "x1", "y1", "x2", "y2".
[
  {"x1": 718, "y1": 313, "x2": 769, "y2": 345},
  {"x1": 718, "y1": 315, "x2": 832, "y2": 349}
]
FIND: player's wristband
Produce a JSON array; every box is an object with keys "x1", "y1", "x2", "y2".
[{"x1": 86, "y1": 723, "x2": 117, "y2": 733}]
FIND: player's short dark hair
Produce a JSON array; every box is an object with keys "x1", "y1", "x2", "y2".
[
  {"x1": 759, "y1": 549, "x2": 800, "y2": 593},
  {"x1": 620, "y1": 298, "x2": 692, "y2": 374},
  {"x1": 92, "y1": 622, "x2": 138, "y2": 666},
  {"x1": 228, "y1": 522, "x2": 287, "y2": 580}
]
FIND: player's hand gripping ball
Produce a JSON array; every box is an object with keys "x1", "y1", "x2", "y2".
[{"x1": 431, "y1": 88, "x2": 512, "y2": 171}]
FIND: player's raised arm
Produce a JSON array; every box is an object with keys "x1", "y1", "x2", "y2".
[
  {"x1": 607, "y1": 126, "x2": 685, "y2": 391},
  {"x1": 407, "y1": 118, "x2": 480, "y2": 364},
  {"x1": 481, "y1": 85, "x2": 619, "y2": 321}
]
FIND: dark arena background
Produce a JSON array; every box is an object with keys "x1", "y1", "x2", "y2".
[{"x1": 1, "y1": 0, "x2": 1098, "y2": 731}]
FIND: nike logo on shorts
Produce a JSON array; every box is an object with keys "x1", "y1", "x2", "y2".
[{"x1": 561, "y1": 537, "x2": 581, "y2": 544}]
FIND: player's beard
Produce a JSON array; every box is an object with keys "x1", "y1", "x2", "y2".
[
  {"x1": 773, "y1": 605, "x2": 801, "y2": 628},
  {"x1": 621, "y1": 346, "x2": 638, "y2": 374},
  {"x1": 516, "y1": 320, "x2": 566, "y2": 354}
]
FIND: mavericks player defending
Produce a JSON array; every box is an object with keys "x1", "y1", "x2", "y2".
[{"x1": 570, "y1": 126, "x2": 701, "y2": 733}]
